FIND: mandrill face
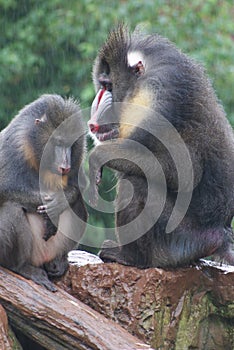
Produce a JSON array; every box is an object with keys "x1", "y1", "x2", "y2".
[
  {"x1": 88, "y1": 88, "x2": 119, "y2": 142},
  {"x1": 88, "y1": 26, "x2": 146, "y2": 143}
]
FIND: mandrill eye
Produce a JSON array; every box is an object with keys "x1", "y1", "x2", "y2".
[{"x1": 99, "y1": 74, "x2": 112, "y2": 91}]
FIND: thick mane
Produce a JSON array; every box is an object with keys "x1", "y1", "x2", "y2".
[{"x1": 99, "y1": 24, "x2": 130, "y2": 66}]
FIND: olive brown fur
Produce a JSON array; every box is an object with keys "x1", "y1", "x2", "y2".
[{"x1": 0, "y1": 94, "x2": 87, "y2": 291}]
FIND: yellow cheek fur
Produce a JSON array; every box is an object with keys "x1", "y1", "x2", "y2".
[
  {"x1": 119, "y1": 88, "x2": 152, "y2": 139},
  {"x1": 41, "y1": 171, "x2": 68, "y2": 191},
  {"x1": 21, "y1": 140, "x2": 39, "y2": 171}
]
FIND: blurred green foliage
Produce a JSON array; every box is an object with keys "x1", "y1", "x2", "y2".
[
  {"x1": 0, "y1": 0, "x2": 233, "y2": 249},
  {"x1": 1, "y1": 0, "x2": 233, "y2": 125}
]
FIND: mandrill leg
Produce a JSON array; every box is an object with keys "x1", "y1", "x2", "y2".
[{"x1": 13, "y1": 264, "x2": 57, "y2": 292}]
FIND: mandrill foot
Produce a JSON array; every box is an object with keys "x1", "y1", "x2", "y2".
[{"x1": 99, "y1": 239, "x2": 132, "y2": 266}]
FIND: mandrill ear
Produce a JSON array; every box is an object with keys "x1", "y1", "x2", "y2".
[
  {"x1": 35, "y1": 113, "x2": 48, "y2": 125},
  {"x1": 127, "y1": 51, "x2": 145, "y2": 77},
  {"x1": 134, "y1": 61, "x2": 145, "y2": 76}
]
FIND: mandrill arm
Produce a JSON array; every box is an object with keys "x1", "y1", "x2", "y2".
[
  {"x1": 37, "y1": 185, "x2": 79, "y2": 217},
  {"x1": 88, "y1": 138, "x2": 184, "y2": 206}
]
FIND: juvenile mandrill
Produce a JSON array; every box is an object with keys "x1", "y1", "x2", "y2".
[
  {"x1": 88, "y1": 25, "x2": 234, "y2": 268},
  {"x1": 0, "y1": 94, "x2": 87, "y2": 291}
]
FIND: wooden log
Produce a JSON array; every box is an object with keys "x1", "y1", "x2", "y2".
[
  {"x1": 59, "y1": 260, "x2": 234, "y2": 349},
  {"x1": 0, "y1": 304, "x2": 20, "y2": 350},
  {"x1": 0, "y1": 267, "x2": 153, "y2": 350}
]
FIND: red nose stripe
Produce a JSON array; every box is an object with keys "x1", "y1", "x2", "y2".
[{"x1": 97, "y1": 88, "x2": 106, "y2": 109}]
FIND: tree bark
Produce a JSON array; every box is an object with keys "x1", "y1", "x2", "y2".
[
  {"x1": 58, "y1": 259, "x2": 234, "y2": 350},
  {"x1": 0, "y1": 305, "x2": 21, "y2": 350},
  {"x1": 0, "y1": 267, "x2": 153, "y2": 350}
]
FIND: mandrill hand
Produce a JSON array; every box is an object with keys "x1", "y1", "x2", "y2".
[
  {"x1": 96, "y1": 167, "x2": 103, "y2": 185},
  {"x1": 37, "y1": 193, "x2": 65, "y2": 241},
  {"x1": 88, "y1": 148, "x2": 105, "y2": 206},
  {"x1": 37, "y1": 192, "x2": 68, "y2": 217},
  {"x1": 87, "y1": 168, "x2": 103, "y2": 207}
]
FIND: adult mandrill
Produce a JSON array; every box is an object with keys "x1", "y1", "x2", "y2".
[
  {"x1": 88, "y1": 25, "x2": 234, "y2": 268},
  {"x1": 0, "y1": 94, "x2": 87, "y2": 291}
]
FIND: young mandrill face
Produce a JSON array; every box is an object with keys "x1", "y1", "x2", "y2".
[{"x1": 34, "y1": 116, "x2": 72, "y2": 176}]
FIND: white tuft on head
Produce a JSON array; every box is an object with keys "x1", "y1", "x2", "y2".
[{"x1": 127, "y1": 51, "x2": 145, "y2": 68}]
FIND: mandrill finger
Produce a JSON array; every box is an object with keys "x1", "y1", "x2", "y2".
[
  {"x1": 88, "y1": 183, "x2": 99, "y2": 207},
  {"x1": 96, "y1": 167, "x2": 103, "y2": 185},
  {"x1": 37, "y1": 205, "x2": 47, "y2": 213},
  {"x1": 44, "y1": 194, "x2": 53, "y2": 201}
]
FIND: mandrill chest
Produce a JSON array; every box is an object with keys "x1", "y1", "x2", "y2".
[
  {"x1": 26, "y1": 212, "x2": 68, "y2": 266},
  {"x1": 27, "y1": 172, "x2": 69, "y2": 266}
]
